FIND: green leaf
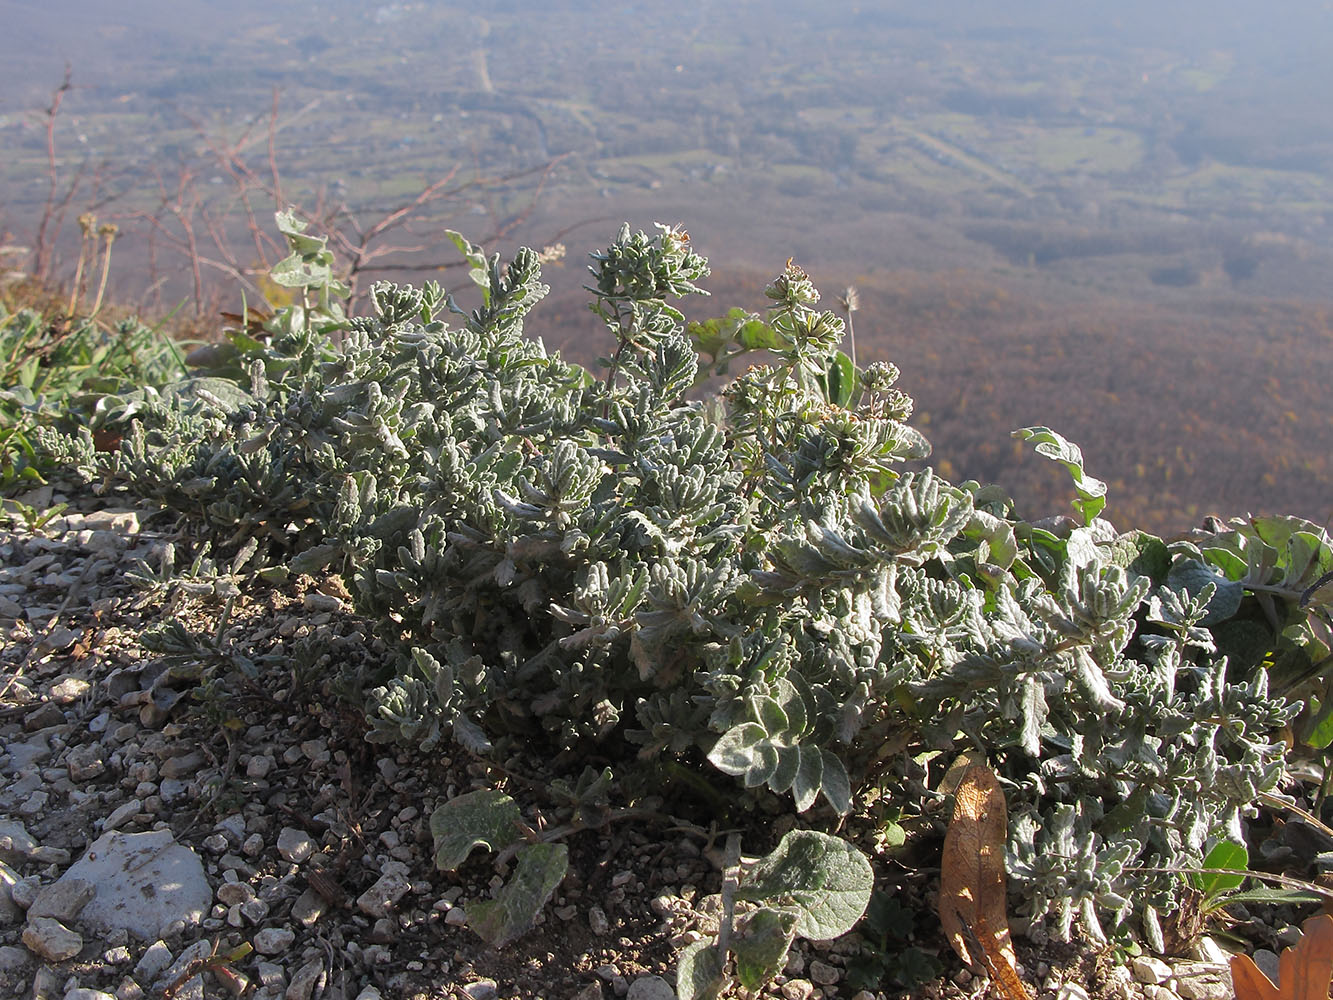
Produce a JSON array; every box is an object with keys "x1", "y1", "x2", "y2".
[
  {"x1": 676, "y1": 938, "x2": 727, "y2": 1000},
  {"x1": 1167, "y1": 559, "x2": 1244, "y2": 626},
  {"x1": 1307, "y1": 697, "x2": 1333, "y2": 750},
  {"x1": 1110, "y1": 530, "x2": 1171, "y2": 583},
  {"x1": 823, "y1": 350, "x2": 856, "y2": 408},
  {"x1": 1216, "y1": 887, "x2": 1324, "y2": 907},
  {"x1": 469, "y1": 842, "x2": 568, "y2": 948},
  {"x1": 445, "y1": 230, "x2": 491, "y2": 301},
  {"x1": 708, "y1": 723, "x2": 769, "y2": 776},
  {"x1": 1194, "y1": 841, "x2": 1247, "y2": 896},
  {"x1": 1013, "y1": 426, "x2": 1107, "y2": 524},
  {"x1": 819, "y1": 749, "x2": 852, "y2": 815},
  {"x1": 288, "y1": 543, "x2": 340, "y2": 576},
  {"x1": 791, "y1": 745, "x2": 824, "y2": 813},
  {"x1": 429, "y1": 789, "x2": 522, "y2": 871},
  {"x1": 736, "y1": 830, "x2": 874, "y2": 940},
  {"x1": 732, "y1": 906, "x2": 799, "y2": 991}
]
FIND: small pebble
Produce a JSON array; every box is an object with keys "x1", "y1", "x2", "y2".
[{"x1": 252, "y1": 927, "x2": 296, "y2": 955}]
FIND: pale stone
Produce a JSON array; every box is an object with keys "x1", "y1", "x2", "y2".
[
  {"x1": 277, "y1": 827, "x2": 314, "y2": 864},
  {"x1": 285, "y1": 956, "x2": 325, "y2": 1000},
  {"x1": 462, "y1": 980, "x2": 498, "y2": 1000},
  {"x1": 103, "y1": 801, "x2": 142, "y2": 832},
  {"x1": 1132, "y1": 956, "x2": 1173, "y2": 985},
  {"x1": 1176, "y1": 974, "x2": 1233, "y2": 1000},
  {"x1": 65, "y1": 744, "x2": 106, "y2": 781},
  {"x1": 808, "y1": 960, "x2": 840, "y2": 986},
  {"x1": 290, "y1": 887, "x2": 327, "y2": 928},
  {"x1": 22, "y1": 916, "x2": 83, "y2": 961},
  {"x1": 132, "y1": 940, "x2": 173, "y2": 982},
  {"x1": 216, "y1": 882, "x2": 254, "y2": 906},
  {"x1": 28, "y1": 879, "x2": 96, "y2": 922},
  {"x1": 159, "y1": 752, "x2": 205, "y2": 780},
  {"x1": 253, "y1": 927, "x2": 295, "y2": 955},
  {"x1": 49, "y1": 677, "x2": 92, "y2": 704},
  {"x1": 58, "y1": 830, "x2": 210, "y2": 940},
  {"x1": 356, "y1": 871, "x2": 410, "y2": 918},
  {"x1": 626, "y1": 976, "x2": 676, "y2": 1000}
]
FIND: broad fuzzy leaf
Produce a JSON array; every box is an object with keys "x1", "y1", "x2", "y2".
[
  {"x1": 732, "y1": 907, "x2": 799, "y2": 991},
  {"x1": 676, "y1": 939, "x2": 727, "y2": 1000},
  {"x1": 736, "y1": 830, "x2": 873, "y2": 940},
  {"x1": 429, "y1": 789, "x2": 521, "y2": 871},
  {"x1": 469, "y1": 842, "x2": 569, "y2": 948}
]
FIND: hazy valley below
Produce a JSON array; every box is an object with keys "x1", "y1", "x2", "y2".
[{"x1": 4, "y1": 0, "x2": 1333, "y2": 532}]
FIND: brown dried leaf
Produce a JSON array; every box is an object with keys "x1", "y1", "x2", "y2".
[
  {"x1": 939, "y1": 762, "x2": 1031, "y2": 1000},
  {"x1": 1231, "y1": 913, "x2": 1333, "y2": 1000}
]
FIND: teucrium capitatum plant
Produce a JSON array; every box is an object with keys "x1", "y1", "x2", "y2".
[{"x1": 63, "y1": 211, "x2": 1324, "y2": 958}]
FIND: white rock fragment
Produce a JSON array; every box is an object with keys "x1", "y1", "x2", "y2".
[
  {"x1": 245, "y1": 755, "x2": 274, "y2": 779},
  {"x1": 0, "y1": 861, "x2": 21, "y2": 925},
  {"x1": 11, "y1": 876, "x2": 41, "y2": 909},
  {"x1": 22, "y1": 915, "x2": 83, "y2": 961},
  {"x1": 252, "y1": 927, "x2": 296, "y2": 955},
  {"x1": 444, "y1": 906, "x2": 468, "y2": 926},
  {"x1": 214, "y1": 814, "x2": 247, "y2": 843},
  {"x1": 1132, "y1": 956, "x2": 1173, "y2": 985},
  {"x1": 285, "y1": 955, "x2": 326, "y2": 1000},
  {"x1": 65, "y1": 743, "x2": 106, "y2": 781},
  {"x1": 102, "y1": 801, "x2": 142, "y2": 832},
  {"x1": 64, "y1": 989, "x2": 117, "y2": 1000},
  {"x1": 1175, "y1": 973, "x2": 1233, "y2": 1000},
  {"x1": 28, "y1": 879, "x2": 96, "y2": 922},
  {"x1": 290, "y1": 887, "x2": 327, "y2": 928},
  {"x1": 49, "y1": 677, "x2": 92, "y2": 704},
  {"x1": 216, "y1": 882, "x2": 254, "y2": 906},
  {"x1": 588, "y1": 905, "x2": 611, "y2": 935},
  {"x1": 626, "y1": 976, "x2": 676, "y2": 1000},
  {"x1": 133, "y1": 939, "x2": 173, "y2": 982},
  {"x1": 808, "y1": 960, "x2": 840, "y2": 986},
  {"x1": 159, "y1": 751, "x2": 205, "y2": 780},
  {"x1": 0, "y1": 820, "x2": 38, "y2": 864},
  {"x1": 462, "y1": 980, "x2": 498, "y2": 1000},
  {"x1": 57, "y1": 830, "x2": 211, "y2": 940},
  {"x1": 356, "y1": 871, "x2": 410, "y2": 918},
  {"x1": 277, "y1": 827, "x2": 314, "y2": 864},
  {"x1": 155, "y1": 939, "x2": 211, "y2": 1000}
]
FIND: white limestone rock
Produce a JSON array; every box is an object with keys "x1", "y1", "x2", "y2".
[{"x1": 57, "y1": 830, "x2": 210, "y2": 940}]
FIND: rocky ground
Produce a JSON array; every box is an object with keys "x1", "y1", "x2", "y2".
[{"x1": 0, "y1": 488, "x2": 1300, "y2": 1000}]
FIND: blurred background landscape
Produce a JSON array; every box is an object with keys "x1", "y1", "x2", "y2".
[{"x1": 3, "y1": 0, "x2": 1333, "y2": 532}]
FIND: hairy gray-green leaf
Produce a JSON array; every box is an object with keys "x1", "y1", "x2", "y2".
[
  {"x1": 468, "y1": 842, "x2": 568, "y2": 948},
  {"x1": 429, "y1": 789, "x2": 521, "y2": 871},
  {"x1": 676, "y1": 938, "x2": 727, "y2": 1000},
  {"x1": 732, "y1": 906, "x2": 799, "y2": 991},
  {"x1": 736, "y1": 830, "x2": 873, "y2": 940}
]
